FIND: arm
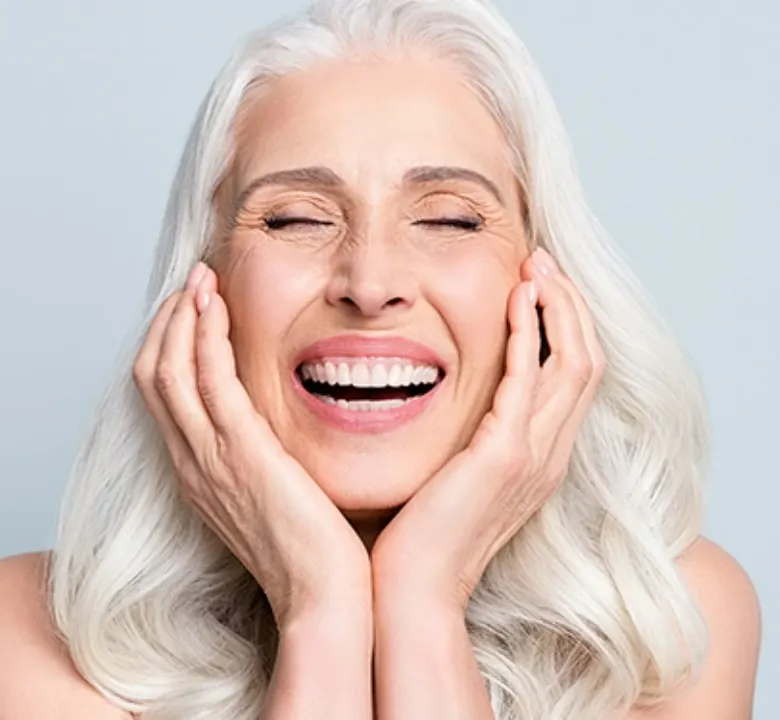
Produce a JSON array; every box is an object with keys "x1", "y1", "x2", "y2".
[
  {"x1": 370, "y1": 253, "x2": 597, "y2": 720},
  {"x1": 131, "y1": 264, "x2": 375, "y2": 719},
  {"x1": 260, "y1": 599, "x2": 374, "y2": 720},
  {"x1": 373, "y1": 593, "x2": 494, "y2": 720}
]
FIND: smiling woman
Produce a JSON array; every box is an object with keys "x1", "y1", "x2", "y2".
[{"x1": 0, "y1": 0, "x2": 761, "y2": 719}]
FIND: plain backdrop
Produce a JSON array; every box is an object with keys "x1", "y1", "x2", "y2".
[{"x1": 0, "y1": 0, "x2": 777, "y2": 715}]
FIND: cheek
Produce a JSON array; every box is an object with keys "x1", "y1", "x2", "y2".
[
  {"x1": 430, "y1": 248, "x2": 515, "y2": 366},
  {"x1": 221, "y1": 241, "x2": 325, "y2": 358},
  {"x1": 424, "y1": 248, "x2": 514, "y2": 448}
]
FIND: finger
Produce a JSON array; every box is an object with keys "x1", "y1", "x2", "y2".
[
  {"x1": 155, "y1": 288, "x2": 217, "y2": 452},
  {"x1": 133, "y1": 293, "x2": 200, "y2": 473},
  {"x1": 194, "y1": 286, "x2": 272, "y2": 443},
  {"x1": 541, "y1": 272, "x2": 606, "y2": 461},
  {"x1": 528, "y1": 266, "x2": 594, "y2": 461},
  {"x1": 552, "y1": 272, "x2": 606, "y2": 382},
  {"x1": 196, "y1": 263, "x2": 220, "y2": 295},
  {"x1": 489, "y1": 279, "x2": 540, "y2": 438},
  {"x1": 525, "y1": 251, "x2": 604, "y2": 395}
]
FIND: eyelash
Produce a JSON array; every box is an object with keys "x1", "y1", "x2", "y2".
[{"x1": 263, "y1": 216, "x2": 483, "y2": 232}]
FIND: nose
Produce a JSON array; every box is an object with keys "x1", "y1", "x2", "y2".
[{"x1": 325, "y1": 236, "x2": 418, "y2": 318}]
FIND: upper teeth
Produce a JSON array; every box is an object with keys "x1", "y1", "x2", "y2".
[{"x1": 300, "y1": 359, "x2": 439, "y2": 388}]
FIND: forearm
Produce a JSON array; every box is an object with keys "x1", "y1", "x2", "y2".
[
  {"x1": 373, "y1": 596, "x2": 494, "y2": 720},
  {"x1": 260, "y1": 601, "x2": 373, "y2": 720}
]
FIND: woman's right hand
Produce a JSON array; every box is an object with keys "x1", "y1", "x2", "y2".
[{"x1": 132, "y1": 262, "x2": 370, "y2": 631}]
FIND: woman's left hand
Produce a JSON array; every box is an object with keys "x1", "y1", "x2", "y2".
[{"x1": 370, "y1": 247, "x2": 606, "y2": 614}]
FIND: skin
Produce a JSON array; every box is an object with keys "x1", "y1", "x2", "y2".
[
  {"x1": 209, "y1": 48, "x2": 531, "y2": 546},
  {"x1": 124, "y1": 47, "x2": 760, "y2": 720}
]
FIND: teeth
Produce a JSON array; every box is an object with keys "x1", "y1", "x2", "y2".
[
  {"x1": 300, "y1": 359, "x2": 440, "y2": 388},
  {"x1": 315, "y1": 395, "x2": 408, "y2": 411},
  {"x1": 337, "y1": 362, "x2": 351, "y2": 385},
  {"x1": 388, "y1": 365, "x2": 403, "y2": 387},
  {"x1": 325, "y1": 361, "x2": 338, "y2": 384},
  {"x1": 370, "y1": 365, "x2": 388, "y2": 388},
  {"x1": 413, "y1": 366, "x2": 437, "y2": 385},
  {"x1": 351, "y1": 363, "x2": 371, "y2": 388}
]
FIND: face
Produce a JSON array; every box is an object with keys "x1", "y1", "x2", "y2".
[{"x1": 211, "y1": 48, "x2": 530, "y2": 532}]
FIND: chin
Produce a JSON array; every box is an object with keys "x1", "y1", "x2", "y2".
[{"x1": 301, "y1": 451, "x2": 435, "y2": 512}]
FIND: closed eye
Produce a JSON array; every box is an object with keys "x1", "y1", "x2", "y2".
[
  {"x1": 416, "y1": 218, "x2": 483, "y2": 231},
  {"x1": 264, "y1": 216, "x2": 335, "y2": 230},
  {"x1": 263, "y1": 216, "x2": 483, "y2": 232}
]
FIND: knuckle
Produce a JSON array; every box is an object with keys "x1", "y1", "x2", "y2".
[
  {"x1": 198, "y1": 378, "x2": 225, "y2": 422},
  {"x1": 154, "y1": 362, "x2": 180, "y2": 399},
  {"x1": 214, "y1": 432, "x2": 242, "y2": 471},
  {"x1": 197, "y1": 361, "x2": 217, "y2": 400},
  {"x1": 567, "y1": 355, "x2": 593, "y2": 389},
  {"x1": 169, "y1": 448, "x2": 192, "y2": 479},
  {"x1": 132, "y1": 356, "x2": 151, "y2": 389}
]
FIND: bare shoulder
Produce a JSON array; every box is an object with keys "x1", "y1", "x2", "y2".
[
  {"x1": 626, "y1": 535, "x2": 762, "y2": 719},
  {"x1": 0, "y1": 550, "x2": 134, "y2": 719}
]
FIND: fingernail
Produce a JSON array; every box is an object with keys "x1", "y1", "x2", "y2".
[
  {"x1": 525, "y1": 280, "x2": 538, "y2": 304},
  {"x1": 532, "y1": 248, "x2": 552, "y2": 277},
  {"x1": 195, "y1": 289, "x2": 210, "y2": 314},
  {"x1": 186, "y1": 262, "x2": 207, "y2": 290},
  {"x1": 536, "y1": 248, "x2": 559, "y2": 275}
]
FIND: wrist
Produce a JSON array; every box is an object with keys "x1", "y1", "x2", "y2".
[
  {"x1": 374, "y1": 584, "x2": 466, "y2": 636},
  {"x1": 373, "y1": 568, "x2": 467, "y2": 623},
  {"x1": 263, "y1": 598, "x2": 373, "y2": 720},
  {"x1": 282, "y1": 570, "x2": 373, "y2": 633},
  {"x1": 282, "y1": 595, "x2": 373, "y2": 641},
  {"x1": 372, "y1": 589, "x2": 492, "y2": 720},
  {"x1": 275, "y1": 562, "x2": 372, "y2": 632}
]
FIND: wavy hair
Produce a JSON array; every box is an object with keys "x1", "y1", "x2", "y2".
[{"x1": 48, "y1": 0, "x2": 711, "y2": 717}]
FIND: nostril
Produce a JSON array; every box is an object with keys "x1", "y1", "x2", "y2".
[{"x1": 337, "y1": 295, "x2": 406, "y2": 312}]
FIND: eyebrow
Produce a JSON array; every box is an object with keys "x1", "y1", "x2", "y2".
[{"x1": 233, "y1": 164, "x2": 506, "y2": 213}]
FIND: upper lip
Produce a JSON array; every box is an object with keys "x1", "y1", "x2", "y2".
[{"x1": 294, "y1": 334, "x2": 447, "y2": 370}]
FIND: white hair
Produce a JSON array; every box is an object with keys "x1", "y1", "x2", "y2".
[{"x1": 48, "y1": 0, "x2": 710, "y2": 717}]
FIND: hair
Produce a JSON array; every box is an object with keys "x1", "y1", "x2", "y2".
[{"x1": 47, "y1": 0, "x2": 711, "y2": 718}]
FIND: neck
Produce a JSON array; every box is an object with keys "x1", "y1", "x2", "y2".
[{"x1": 346, "y1": 507, "x2": 399, "y2": 555}]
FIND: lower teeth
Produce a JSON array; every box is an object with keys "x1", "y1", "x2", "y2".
[{"x1": 314, "y1": 395, "x2": 409, "y2": 411}]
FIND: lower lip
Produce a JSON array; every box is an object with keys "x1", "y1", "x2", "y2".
[{"x1": 291, "y1": 371, "x2": 443, "y2": 434}]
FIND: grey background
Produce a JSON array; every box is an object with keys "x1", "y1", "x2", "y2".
[{"x1": 0, "y1": 0, "x2": 776, "y2": 715}]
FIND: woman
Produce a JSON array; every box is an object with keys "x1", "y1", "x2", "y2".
[{"x1": 0, "y1": 0, "x2": 761, "y2": 718}]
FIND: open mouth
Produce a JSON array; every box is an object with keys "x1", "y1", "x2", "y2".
[{"x1": 295, "y1": 360, "x2": 445, "y2": 410}]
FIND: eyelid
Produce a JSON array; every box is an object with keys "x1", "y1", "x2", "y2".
[
  {"x1": 416, "y1": 216, "x2": 484, "y2": 231},
  {"x1": 416, "y1": 188, "x2": 493, "y2": 209},
  {"x1": 415, "y1": 192, "x2": 488, "y2": 217},
  {"x1": 258, "y1": 192, "x2": 344, "y2": 217},
  {"x1": 264, "y1": 215, "x2": 335, "y2": 229}
]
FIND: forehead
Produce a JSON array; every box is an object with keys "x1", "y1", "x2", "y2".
[{"x1": 231, "y1": 51, "x2": 515, "y2": 192}]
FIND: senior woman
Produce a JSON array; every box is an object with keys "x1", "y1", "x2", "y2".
[{"x1": 0, "y1": 0, "x2": 761, "y2": 718}]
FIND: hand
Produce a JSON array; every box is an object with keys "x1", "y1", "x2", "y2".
[
  {"x1": 132, "y1": 262, "x2": 370, "y2": 630},
  {"x1": 370, "y1": 248, "x2": 606, "y2": 613}
]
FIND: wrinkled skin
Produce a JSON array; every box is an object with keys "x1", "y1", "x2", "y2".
[{"x1": 210, "y1": 48, "x2": 531, "y2": 544}]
